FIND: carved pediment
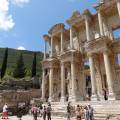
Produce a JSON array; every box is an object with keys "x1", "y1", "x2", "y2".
[
  {"x1": 67, "y1": 11, "x2": 83, "y2": 25},
  {"x1": 70, "y1": 11, "x2": 81, "y2": 20}
]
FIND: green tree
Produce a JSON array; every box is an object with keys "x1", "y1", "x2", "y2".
[
  {"x1": 13, "y1": 53, "x2": 26, "y2": 78},
  {"x1": 1, "y1": 48, "x2": 8, "y2": 79},
  {"x1": 31, "y1": 52, "x2": 36, "y2": 77}
]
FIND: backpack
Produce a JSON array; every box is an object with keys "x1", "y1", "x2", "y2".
[
  {"x1": 32, "y1": 107, "x2": 38, "y2": 115},
  {"x1": 47, "y1": 106, "x2": 51, "y2": 113}
]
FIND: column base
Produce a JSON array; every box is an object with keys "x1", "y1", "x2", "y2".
[
  {"x1": 48, "y1": 97, "x2": 53, "y2": 102},
  {"x1": 41, "y1": 97, "x2": 46, "y2": 102},
  {"x1": 60, "y1": 96, "x2": 66, "y2": 102},
  {"x1": 91, "y1": 94, "x2": 98, "y2": 101},
  {"x1": 108, "y1": 92, "x2": 116, "y2": 100},
  {"x1": 98, "y1": 94, "x2": 104, "y2": 101},
  {"x1": 68, "y1": 95, "x2": 76, "y2": 102}
]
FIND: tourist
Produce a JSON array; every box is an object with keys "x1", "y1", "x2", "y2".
[
  {"x1": 2, "y1": 103, "x2": 8, "y2": 119},
  {"x1": 84, "y1": 106, "x2": 89, "y2": 120},
  {"x1": 43, "y1": 105, "x2": 47, "y2": 120},
  {"x1": 88, "y1": 104, "x2": 94, "y2": 120},
  {"x1": 67, "y1": 102, "x2": 72, "y2": 120},
  {"x1": 39, "y1": 104, "x2": 43, "y2": 117},
  {"x1": 75, "y1": 105, "x2": 82, "y2": 120},
  {"x1": 47, "y1": 103, "x2": 52, "y2": 120},
  {"x1": 31, "y1": 104, "x2": 38, "y2": 120},
  {"x1": 102, "y1": 88, "x2": 108, "y2": 100}
]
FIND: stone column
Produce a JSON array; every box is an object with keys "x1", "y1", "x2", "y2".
[
  {"x1": 117, "y1": 0, "x2": 120, "y2": 17},
  {"x1": 49, "y1": 68, "x2": 53, "y2": 102},
  {"x1": 70, "y1": 27, "x2": 74, "y2": 49},
  {"x1": 51, "y1": 36, "x2": 53, "y2": 57},
  {"x1": 70, "y1": 61, "x2": 76, "y2": 102},
  {"x1": 103, "y1": 51, "x2": 115, "y2": 100},
  {"x1": 89, "y1": 55, "x2": 98, "y2": 100},
  {"x1": 85, "y1": 15, "x2": 90, "y2": 41},
  {"x1": 44, "y1": 41, "x2": 47, "y2": 59},
  {"x1": 98, "y1": 10, "x2": 104, "y2": 36},
  {"x1": 60, "y1": 62, "x2": 65, "y2": 102},
  {"x1": 42, "y1": 69, "x2": 45, "y2": 100},
  {"x1": 61, "y1": 31, "x2": 64, "y2": 53}
]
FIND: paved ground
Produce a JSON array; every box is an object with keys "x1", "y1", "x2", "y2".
[{"x1": 1, "y1": 115, "x2": 68, "y2": 120}]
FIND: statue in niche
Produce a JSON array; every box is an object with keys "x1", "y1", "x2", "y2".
[{"x1": 66, "y1": 71, "x2": 72, "y2": 96}]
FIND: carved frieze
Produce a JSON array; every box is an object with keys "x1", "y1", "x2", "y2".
[
  {"x1": 85, "y1": 36, "x2": 112, "y2": 54},
  {"x1": 42, "y1": 58, "x2": 60, "y2": 69},
  {"x1": 60, "y1": 50, "x2": 82, "y2": 63}
]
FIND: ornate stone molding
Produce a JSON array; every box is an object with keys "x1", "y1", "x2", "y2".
[
  {"x1": 60, "y1": 50, "x2": 82, "y2": 63},
  {"x1": 48, "y1": 23, "x2": 65, "y2": 35},
  {"x1": 85, "y1": 36, "x2": 112, "y2": 54},
  {"x1": 42, "y1": 58, "x2": 60, "y2": 69}
]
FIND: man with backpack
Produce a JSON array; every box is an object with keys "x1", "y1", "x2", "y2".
[
  {"x1": 46, "y1": 103, "x2": 52, "y2": 120},
  {"x1": 31, "y1": 105, "x2": 38, "y2": 120}
]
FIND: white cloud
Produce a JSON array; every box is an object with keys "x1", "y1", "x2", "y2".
[
  {"x1": 11, "y1": 0, "x2": 30, "y2": 7},
  {"x1": 17, "y1": 46, "x2": 26, "y2": 50},
  {"x1": 0, "y1": 0, "x2": 15, "y2": 31},
  {"x1": 0, "y1": 0, "x2": 30, "y2": 31}
]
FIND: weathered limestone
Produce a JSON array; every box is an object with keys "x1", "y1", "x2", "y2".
[
  {"x1": 61, "y1": 31, "x2": 64, "y2": 53},
  {"x1": 41, "y1": 69, "x2": 45, "y2": 100},
  {"x1": 103, "y1": 50, "x2": 115, "y2": 100},
  {"x1": 117, "y1": 0, "x2": 120, "y2": 17},
  {"x1": 49, "y1": 68, "x2": 53, "y2": 102},
  {"x1": 98, "y1": 10, "x2": 104, "y2": 36},
  {"x1": 70, "y1": 61, "x2": 76, "y2": 102},
  {"x1": 51, "y1": 36, "x2": 53, "y2": 57},
  {"x1": 89, "y1": 55, "x2": 98, "y2": 100},
  {"x1": 42, "y1": 0, "x2": 120, "y2": 102},
  {"x1": 60, "y1": 62, "x2": 65, "y2": 102},
  {"x1": 70, "y1": 27, "x2": 74, "y2": 49}
]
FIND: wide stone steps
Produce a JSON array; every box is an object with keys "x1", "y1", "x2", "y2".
[{"x1": 49, "y1": 101, "x2": 120, "y2": 120}]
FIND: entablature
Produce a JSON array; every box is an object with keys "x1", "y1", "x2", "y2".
[
  {"x1": 85, "y1": 36, "x2": 113, "y2": 54},
  {"x1": 60, "y1": 50, "x2": 83, "y2": 63},
  {"x1": 42, "y1": 58, "x2": 60, "y2": 69},
  {"x1": 48, "y1": 23, "x2": 65, "y2": 36}
]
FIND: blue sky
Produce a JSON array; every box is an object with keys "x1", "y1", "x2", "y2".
[{"x1": 0, "y1": 0, "x2": 98, "y2": 52}]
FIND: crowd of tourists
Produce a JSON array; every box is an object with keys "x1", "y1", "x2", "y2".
[
  {"x1": 67, "y1": 103, "x2": 94, "y2": 120},
  {"x1": 1, "y1": 102, "x2": 94, "y2": 120},
  {"x1": 31, "y1": 103, "x2": 52, "y2": 120}
]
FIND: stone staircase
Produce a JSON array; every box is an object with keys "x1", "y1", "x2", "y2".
[{"x1": 50, "y1": 101, "x2": 120, "y2": 120}]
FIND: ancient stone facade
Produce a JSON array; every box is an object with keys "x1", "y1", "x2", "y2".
[{"x1": 42, "y1": 0, "x2": 120, "y2": 102}]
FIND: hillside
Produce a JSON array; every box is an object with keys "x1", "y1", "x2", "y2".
[{"x1": 0, "y1": 48, "x2": 43, "y2": 78}]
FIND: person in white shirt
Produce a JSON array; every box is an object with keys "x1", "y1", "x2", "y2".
[{"x1": 2, "y1": 103, "x2": 8, "y2": 119}]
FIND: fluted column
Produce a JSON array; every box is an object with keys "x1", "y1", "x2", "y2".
[
  {"x1": 89, "y1": 55, "x2": 98, "y2": 100},
  {"x1": 61, "y1": 31, "x2": 64, "y2": 53},
  {"x1": 103, "y1": 51, "x2": 115, "y2": 100},
  {"x1": 60, "y1": 62, "x2": 65, "y2": 102},
  {"x1": 85, "y1": 15, "x2": 90, "y2": 41},
  {"x1": 49, "y1": 68, "x2": 53, "y2": 102},
  {"x1": 42, "y1": 69, "x2": 45, "y2": 100},
  {"x1": 44, "y1": 41, "x2": 47, "y2": 59},
  {"x1": 117, "y1": 0, "x2": 120, "y2": 17},
  {"x1": 70, "y1": 27, "x2": 74, "y2": 49},
  {"x1": 51, "y1": 36, "x2": 53, "y2": 57},
  {"x1": 71, "y1": 61, "x2": 76, "y2": 102},
  {"x1": 98, "y1": 10, "x2": 104, "y2": 36}
]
